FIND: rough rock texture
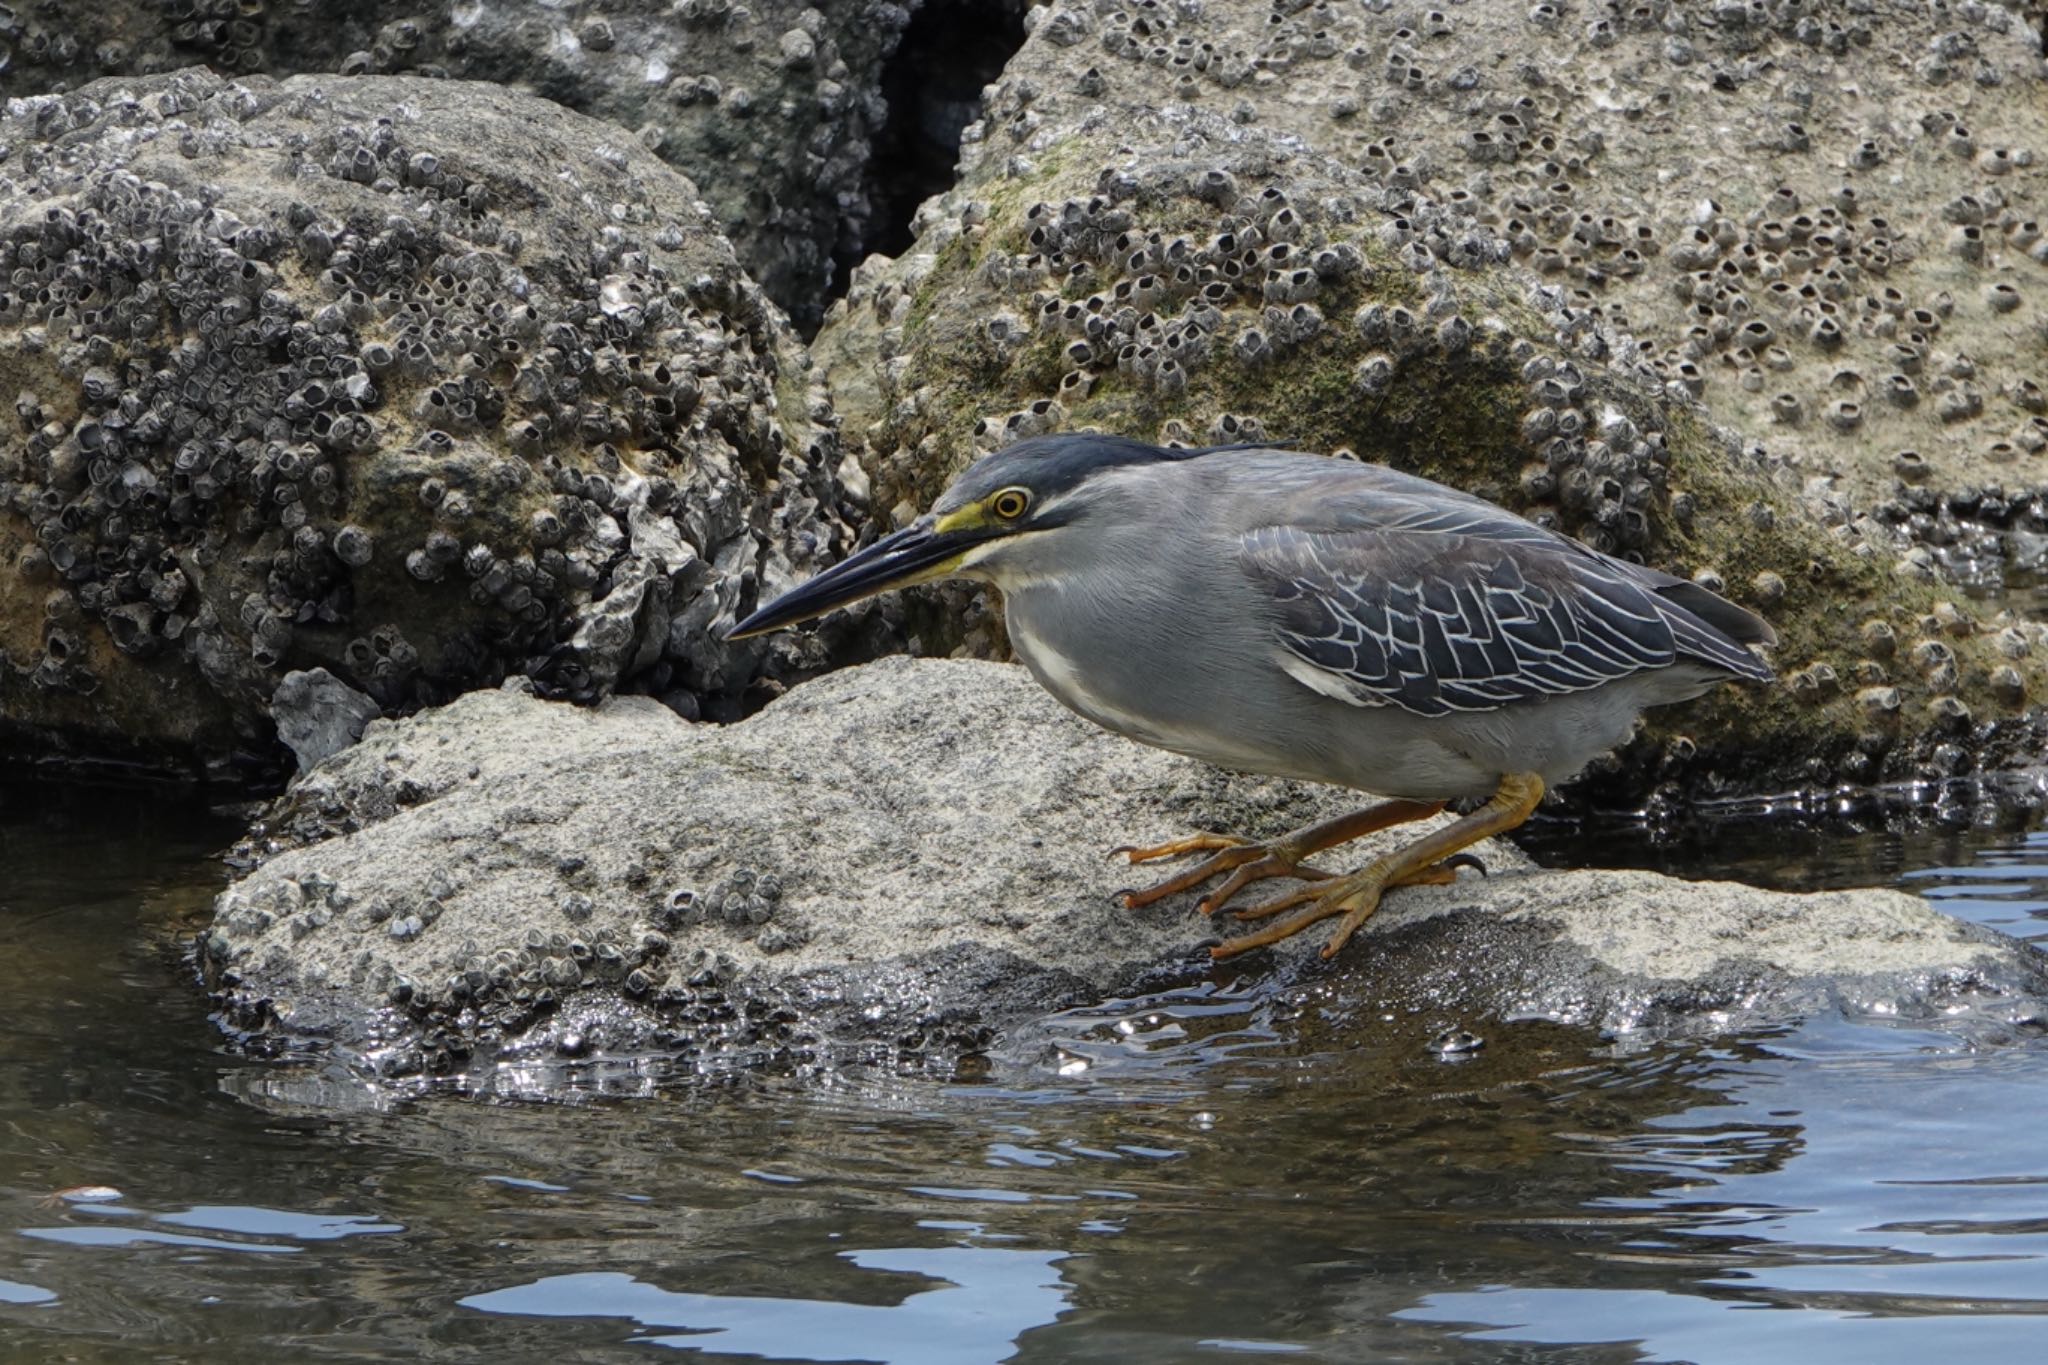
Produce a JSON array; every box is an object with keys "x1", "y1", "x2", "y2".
[
  {"x1": 0, "y1": 69, "x2": 864, "y2": 778},
  {"x1": 0, "y1": 1, "x2": 942, "y2": 330},
  {"x1": 807, "y1": 0, "x2": 2048, "y2": 797},
  {"x1": 200, "y1": 657, "x2": 2048, "y2": 1085}
]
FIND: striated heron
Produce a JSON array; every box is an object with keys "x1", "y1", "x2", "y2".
[{"x1": 728, "y1": 435, "x2": 1775, "y2": 961}]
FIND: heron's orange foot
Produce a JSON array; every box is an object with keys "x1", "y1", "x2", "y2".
[
  {"x1": 1115, "y1": 800, "x2": 1451, "y2": 920},
  {"x1": 1209, "y1": 855, "x2": 1483, "y2": 961},
  {"x1": 1113, "y1": 832, "x2": 1328, "y2": 912},
  {"x1": 1209, "y1": 866, "x2": 1389, "y2": 962},
  {"x1": 1205, "y1": 773, "x2": 1538, "y2": 963}
]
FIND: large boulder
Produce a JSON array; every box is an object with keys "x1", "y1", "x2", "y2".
[
  {"x1": 0, "y1": 1, "x2": 951, "y2": 329},
  {"x1": 808, "y1": 0, "x2": 2048, "y2": 796},
  {"x1": 199, "y1": 657, "x2": 2048, "y2": 1089},
  {"x1": 0, "y1": 69, "x2": 865, "y2": 778}
]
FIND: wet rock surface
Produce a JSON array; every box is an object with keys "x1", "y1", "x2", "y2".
[
  {"x1": 0, "y1": 1, "x2": 953, "y2": 329},
  {"x1": 806, "y1": 0, "x2": 2048, "y2": 796},
  {"x1": 0, "y1": 69, "x2": 858, "y2": 778},
  {"x1": 200, "y1": 657, "x2": 2048, "y2": 1086}
]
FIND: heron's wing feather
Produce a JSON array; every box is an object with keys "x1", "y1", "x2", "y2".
[
  {"x1": 1240, "y1": 515, "x2": 1766, "y2": 717},
  {"x1": 1265, "y1": 463, "x2": 1775, "y2": 644}
]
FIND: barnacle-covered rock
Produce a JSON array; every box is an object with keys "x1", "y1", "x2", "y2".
[
  {"x1": 0, "y1": 1, "x2": 949, "y2": 329},
  {"x1": 809, "y1": 0, "x2": 2048, "y2": 795},
  {"x1": 0, "y1": 70, "x2": 856, "y2": 776},
  {"x1": 201, "y1": 658, "x2": 2048, "y2": 1088}
]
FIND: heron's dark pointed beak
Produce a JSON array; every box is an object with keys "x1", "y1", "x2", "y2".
[{"x1": 723, "y1": 519, "x2": 986, "y2": 640}]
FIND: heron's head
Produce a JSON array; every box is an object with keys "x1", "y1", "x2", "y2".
[{"x1": 725, "y1": 433, "x2": 1202, "y2": 639}]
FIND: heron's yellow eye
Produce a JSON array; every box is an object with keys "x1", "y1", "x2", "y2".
[{"x1": 990, "y1": 487, "x2": 1031, "y2": 520}]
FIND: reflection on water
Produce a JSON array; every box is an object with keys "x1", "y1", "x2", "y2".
[
  {"x1": 3, "y1": 773, "x2": 2048, "y2": 1362},
  {"x1": 20, "y1": 1200, "x2": 403, "y2": 1256},
  {"x1": 1520, "y1": 770, "x2": 2048, "y2": 895},
  {"x1": 1400, "y1": 1287, "x2": 2048, "y2": 1364},
  {"x1": 465, "y1": 1246, "x2": 1072, "y2": 1361},
  {"x1": 0, "y1": 1278, "x2": 57, "y2": 1305}
]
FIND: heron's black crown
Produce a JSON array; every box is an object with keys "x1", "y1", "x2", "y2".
[{"x1": 940, "y1": 433, "x2": 1263, "y2": 511}]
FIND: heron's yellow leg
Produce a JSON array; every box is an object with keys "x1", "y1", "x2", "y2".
[
  {"x1": 1211, "y1": 773, "x2": 1545, "y2": 963},
  {"x1": 1114, "y1": 799, "x2": 1444, "y2": 914}
]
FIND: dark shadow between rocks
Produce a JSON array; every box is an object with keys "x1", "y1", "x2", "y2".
[{"x1": 855, "y1": 0, "x2": 1029, "y2": 272}]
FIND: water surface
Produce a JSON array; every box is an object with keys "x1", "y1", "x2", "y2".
[{"x1": 4, "y1": 776, "x2": 2048, "y2": 1363}]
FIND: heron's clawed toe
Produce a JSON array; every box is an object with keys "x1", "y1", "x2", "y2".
[
  {"x1": 1118, "y1": 833, "x2": 1357, "y2": 911},
  {"x1": 1210, "y1": 872, "x2": 1386, "y2": 961},
  {"x1": 1112, "y1": 832, "x2": 1251, "y2": 864},
  {"x1": 1377, "y1": 855, "x2": 1484, "y2": 889},
  {"x1": 1207, "y1": 862, "x2": 1464, "y2": 959},
  {"x1": 1226, "y1": 879, "x2": 1328, "y2": 923},
  {"x1": 1195, "y1": 857, "x2": 1335, "y2": 915},
  {"x1": 1118, "y1": 837, "x2": 1288, "y2": 910}
]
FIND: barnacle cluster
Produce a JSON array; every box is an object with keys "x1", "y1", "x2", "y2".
[
  {"x1": 1040, "y1": 0, "x2": 2047, "y2": 525},
  {"x1": 201, "y1": 696, "x2": 813, "y2": 1070},
  {"x1": 0, "y1": 70, "x2": 847, "y2": 762},
  {"x1": 204, "y1": 860, "x2": 822, "y2": 1073}
]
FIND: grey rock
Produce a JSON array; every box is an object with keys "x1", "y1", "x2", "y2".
[
  {"x1": 0, "y1": 69, "x2": 859, "y2": 777},
  {"x1": 200, "y1": 657, "x2": 2048, "y2": 1089},
  {"x1": 0, "y1": 0, "x2": 939, "y2": 329},
  {"x1": 270, "y1": 668, "x2": 381, "y2": 773}
]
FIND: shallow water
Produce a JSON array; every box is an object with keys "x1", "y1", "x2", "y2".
[{"x1": 5, "y1": 777, "x2": 2048, "y2": 1363}]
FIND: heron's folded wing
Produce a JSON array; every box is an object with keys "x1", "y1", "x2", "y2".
[{"x1": 1240, "y1": 521, "x2": 1696, "y2": 717}]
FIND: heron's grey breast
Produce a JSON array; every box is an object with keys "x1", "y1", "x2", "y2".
[{"x1": 999, "y1": 568, "x2": 1293, "y2": 774}]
